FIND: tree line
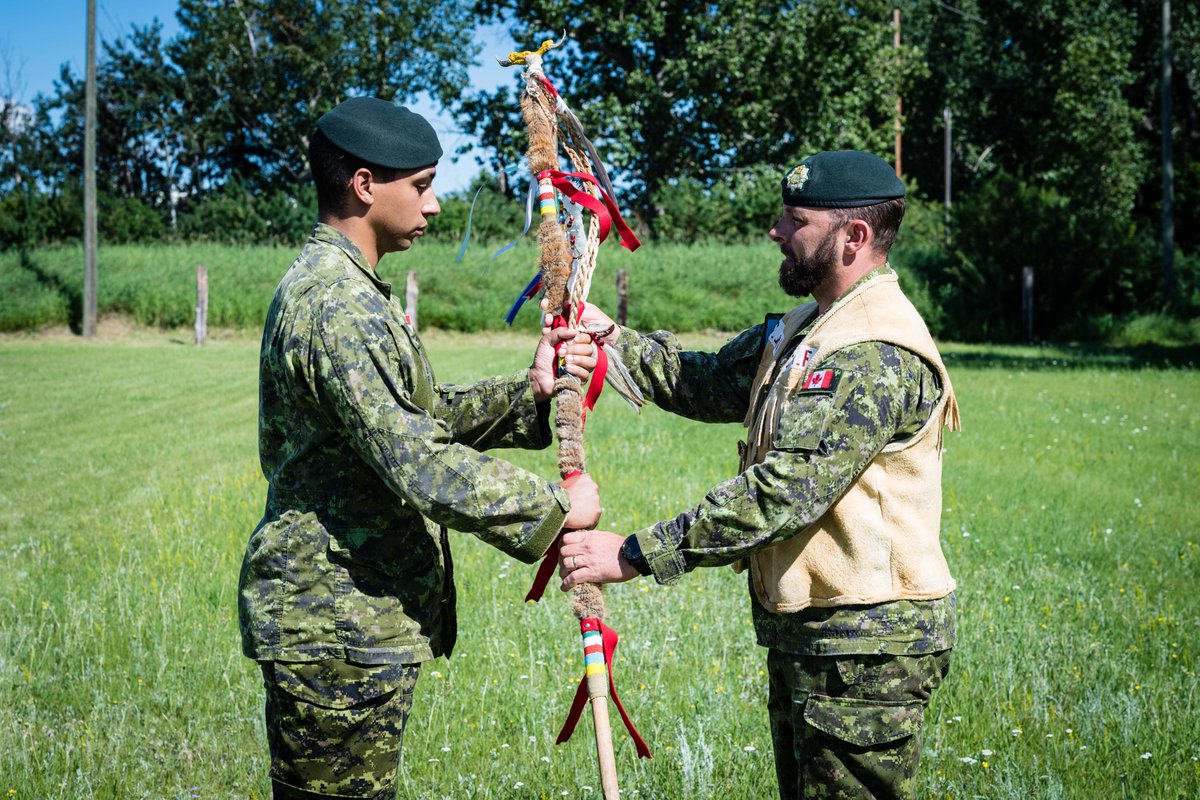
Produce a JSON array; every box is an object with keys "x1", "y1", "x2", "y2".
[{"x1": 1, "y1": 0, "x2": 1197, "y2": 340}]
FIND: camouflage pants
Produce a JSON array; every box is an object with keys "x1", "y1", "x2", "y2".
[
  {"x1": 766, "y1": 648, "x2": 951, "y2": 800},
  {"x1": 261, "y1": 659, "x2": 420, "y2": 800}
]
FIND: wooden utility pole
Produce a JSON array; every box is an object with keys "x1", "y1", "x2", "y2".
[
  {"x1": 943, "y1": 107, "x2": 952, "y2": 246},
  {"x1": 893, "y1": 8, "x2": 902, "y2": 178},
  {"x1": 83, "y1": 0, "x2": 98, "y2": 337},
  {"x1": 1022, "y1": 267, "x2": 1034, "y2": 344},
  {"x1": 1161, "y1": 0, "x2": 1177, "y2": 303}
]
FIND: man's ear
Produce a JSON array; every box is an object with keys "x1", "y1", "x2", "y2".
[
  {"x1": 349, "y1": 167, "x2": 376, "y2": 207},
  {"x1": 843, "y1": 218, "x2": 872, "y2": 255}
]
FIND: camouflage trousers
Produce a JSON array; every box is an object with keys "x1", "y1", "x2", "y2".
[
  {"x1": 766, "y1": 648, "x2": 952, "y2": 800},
  {"x1": 261, "y1": 659, "x2": 420, "y2": 800}
]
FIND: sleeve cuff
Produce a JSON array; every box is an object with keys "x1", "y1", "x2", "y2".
[
  {"x1": 518, "y1": 482, "x2": 570, "y2": 562},
  {"x1": 631, "y1": 524, "x2": 687, "y2": 585}
]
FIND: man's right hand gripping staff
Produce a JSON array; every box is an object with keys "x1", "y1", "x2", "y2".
[{"x1": 559, "y1": 471, "x2": 602, "y2": 531}]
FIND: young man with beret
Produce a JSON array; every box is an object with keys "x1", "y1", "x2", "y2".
[
  {"x1": 238, "y1": 97, "x2": 602, "y2": 800},
  {"x1": 559, "y1": 151, "x2": 961, "y2": 799}
]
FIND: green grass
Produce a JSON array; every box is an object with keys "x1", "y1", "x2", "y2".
[
  {"x1": 0, "y1": 240, "x2": 784, "y2": 335},
  {"x1": 1, "y1": 330, "x2": 1197, "y2": 798}
]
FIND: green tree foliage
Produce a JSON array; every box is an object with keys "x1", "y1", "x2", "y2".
[
  {"x1": 168, "y1": 0, "x2": 479, "y2": 190},
  {"x1": 49, "y1": 23, "x2": 183, "y2": 204},
  {"x1": 3, "y1": 0, "x2": 1198, "y2": 341},
  {"x1": 469, "y1": 0, "x2": 924, "y2": 234},
  {"x1": 899, "y1": 0, "x2": 1152, "y2": 337}
]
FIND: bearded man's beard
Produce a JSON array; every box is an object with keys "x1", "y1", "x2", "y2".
[{"x1": 778, "y1": 231, "x2": 839, "y2": 297}]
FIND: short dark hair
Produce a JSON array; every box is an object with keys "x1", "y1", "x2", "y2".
[
  {"x1": 309, "y1": 128, "x2": 398, "y2": 217},
  {"x1": 829, "y1": 198, "x2": 906, "y2": 254}
]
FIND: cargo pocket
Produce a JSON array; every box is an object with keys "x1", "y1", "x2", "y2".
[
  {"x1": 803, "y1": 694, "x2": 924, "y2": 748},
  {"x1": 705, "y1": 474, "x2": 748, "y2": 507},
  {"x1": 271, "y1": 660, "x2": 417, "y2": 710}
]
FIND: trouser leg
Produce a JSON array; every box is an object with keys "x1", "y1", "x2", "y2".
[
  {"x1": 261, "y1": 659, "x2": 420, "y2": 800},
  {"x1": 766, "y1": 648, "x2": 952, "y2": 800}
]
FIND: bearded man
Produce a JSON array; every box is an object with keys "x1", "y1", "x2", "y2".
[{"x1": 558, "y1": 150, "x2": 961, "y2": 800}]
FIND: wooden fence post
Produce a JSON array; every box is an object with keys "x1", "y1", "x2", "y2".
[
  {"x1": 616, "y1": 268, "x2": 628, "y2": 327},
  {"x1": 1021, "y1": 266, "x2": 1034, "y2": 344},
  {"x1": 195, "y1": 264, "x2": 208, "y2": 347},
  {"x1": 406, "y1": 271, "x2": 419, "y2": 330}
]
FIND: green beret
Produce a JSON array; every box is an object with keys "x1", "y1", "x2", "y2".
[
  {"x1": 781, "y1": 150, "x2": 904, "y2": 208},
  {"x1": 317, "y1": 97, "x2": 442, "y2": 169}
]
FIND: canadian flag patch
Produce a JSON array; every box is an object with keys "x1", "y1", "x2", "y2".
[{"x1": 798, "y1": 368, "x2": 839, "y2": 394}]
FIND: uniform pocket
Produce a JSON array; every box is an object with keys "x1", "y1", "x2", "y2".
[
  {"x1": 270, "y1": 660, "x2": 417, "y2": 710},
  {"x1": 771, "y1": 391, "x2": 833, "y2": 453},
  {"x1": 705, "y1": 475, "x2": 748, "y2": 507},
  {"x1": 803, "y1": 695, "x2": 923, "y2": 747}
]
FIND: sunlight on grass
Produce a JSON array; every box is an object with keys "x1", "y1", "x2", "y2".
[{"x1": 0, "y1": 330, "x2": 1196, "y2": 798}]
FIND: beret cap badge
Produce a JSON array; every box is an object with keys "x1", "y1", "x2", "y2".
[
  {"x1": 780, "y1": 150, "x2": 905, "y2": 208},
  {"x1": 785, "y1": 164, "x2": 811, "y2": 192}
]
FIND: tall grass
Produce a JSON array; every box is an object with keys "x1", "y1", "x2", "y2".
[
  {"x1": 0, "y1": 239, "x2": 783, "y2": 334},
  {"x1": 0, "y1": 332, "x2": 1196, "y2": 798}
]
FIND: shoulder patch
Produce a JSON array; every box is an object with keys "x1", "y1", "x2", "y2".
[
  {"x1": 790, "y1": 345, "x2": 816, "y2": 371},
  {"x1": 762, "y1": 313, "x2": 785, "y2": 354},
  {"x1": 797, "y1": 367, "x2": 840, "y2": 395}
]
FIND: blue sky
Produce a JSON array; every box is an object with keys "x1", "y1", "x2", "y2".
[{"x1": 1, "y1": 0, "x2": 510, "y2": 191}]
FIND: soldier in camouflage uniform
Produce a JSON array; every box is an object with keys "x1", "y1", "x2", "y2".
[
  {"x1": 239, "y1": 97, "x2": 603, "y2": 800},
  {"x1": 558, "y1": 151, "x2": 960, "y2": 800}
]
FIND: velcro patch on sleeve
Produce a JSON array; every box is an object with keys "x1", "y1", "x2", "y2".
[{"x1": 797, "y1": 367, "x2": 840, "y2": 395}]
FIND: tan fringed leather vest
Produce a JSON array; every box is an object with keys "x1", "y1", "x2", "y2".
[{"x1": 741, "y1": 270, "x2": 961, "y2": 613}]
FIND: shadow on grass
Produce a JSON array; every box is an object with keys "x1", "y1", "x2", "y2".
[
  {"x1": 943, "y1": 343, "x2": 1200, "y2": 370},
  {"x1": 19, "y1": 249, "x2": 83, "y2": 334}
]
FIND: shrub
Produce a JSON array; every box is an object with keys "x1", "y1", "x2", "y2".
[{"x1": 1109, "y1": 313, "x2": 1200, "y2": 347}]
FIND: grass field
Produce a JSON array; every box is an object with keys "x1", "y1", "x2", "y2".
[
  {"x1": 1, "y1": 326, "x2": 1197, "y2": 799},
  {"x1": 0, "y1": 240, "x2": 786, "y2": 335}
]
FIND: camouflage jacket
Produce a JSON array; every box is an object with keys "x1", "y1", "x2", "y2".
[
  {"x1": 611, "y1": 266, "x2": 955, "y2": 655},
  {"x1": 239, "y1": 224, "x2": 568, "y2": 665}
]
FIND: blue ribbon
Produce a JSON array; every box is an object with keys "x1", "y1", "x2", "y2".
[
  {"x1": 455, "y1": 186, "x2": 486, "y2": 263},
  {"x1": 504, "y1": 272, "x2": 544, "y2": 326},
  {"x1": 492, "y1": 179, "x2": 539, "y2": 261}
]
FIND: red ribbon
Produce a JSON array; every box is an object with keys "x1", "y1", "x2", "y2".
[
  {"x1": 549, "y1": 303, "x2": 608, "y2": 416},
  {"x1": 538, "y1": 75, "x2": 560, "y2": 100},
  {"x1": 557, "y1": 618, "x2": 652, "y2": 759},
  {"x1": 536, "y1": 169, "x2": 641, "y2": 252},
  {"x1": 524, "y1": 467, "x2": 579, "y2": 604}
]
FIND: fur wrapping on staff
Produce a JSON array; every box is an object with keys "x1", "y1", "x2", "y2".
[
  {"x1": 520, "y1": 87, "x2": 572, "y2": 313},
  {"x1": 554, "y1": 375, "x2": 586, "y2": 476},
  {"x1": 572, "y1": 580, "x2": 605, "y2": 620},
  {"x1": 554, "y1": 373, "x2": 605, "y2": 621}
]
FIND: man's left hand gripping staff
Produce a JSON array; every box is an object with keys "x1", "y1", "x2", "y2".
[{"x1": 557, "y1": 530, "x2": 640, "y2": 589}]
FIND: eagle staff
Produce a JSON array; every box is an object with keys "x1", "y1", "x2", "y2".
[{"x1": 500, "y1": 34, "x2": 649, "y2": 799}]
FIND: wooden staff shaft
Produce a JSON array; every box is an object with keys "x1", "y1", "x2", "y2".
[{"x1": 589, "y1": 698, "x2": 620, "y2": 800}]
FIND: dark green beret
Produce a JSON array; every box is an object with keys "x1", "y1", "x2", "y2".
[
  {"x1": 781, "y1": 150, "x2": 904, "y2": 208},
  {"x1": 317, "y1": 97, "x2": 442, "y2": 169}
]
